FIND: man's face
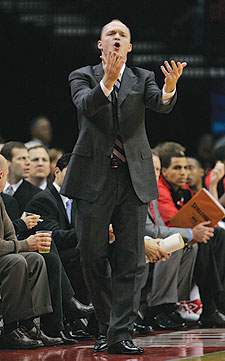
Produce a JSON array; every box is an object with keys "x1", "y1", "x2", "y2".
[
  {"x1": 29, "y1": 147, "x2": 50, "y2": 179},
  {"x1": 162, "y1": 157, "x2": 189, "y2": 191},
  {"x1": 34, "y1": 118, "x2": 52, "y2": 143},
  {"x1": 98, "y1": 20, "x2": 132, "y2": 62},
  {"x1": 55, "y1": 166, "x2": 67, "y2": 188},
  {"x1": 187, "y1": 158, "x2": 204, "y2": 187},
  {"x1": 153, "y1": 154, "x2": 161, "y2": 182},
  {"x1": 9, "y1": 147, "x2": 30, "y2": 179}
]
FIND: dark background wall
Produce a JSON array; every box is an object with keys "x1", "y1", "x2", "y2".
[{"x1": 1, "y1": 0, "x2": 225, "y2": 156}]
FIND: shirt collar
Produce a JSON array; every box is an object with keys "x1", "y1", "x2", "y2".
[
  {"x1": 119, "y1": 63, "x2": 126, "y2": 80},
  {"x1": 4, "y1": 179, "x2": 23, "y2": 193},
  {"x1": 53, "y1": 182, "x2": 69, "y2": 208}
]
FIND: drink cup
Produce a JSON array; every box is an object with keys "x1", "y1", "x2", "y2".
[
  {"x1": 158, "y1": 233, "x2": 184, "y2": 253},
  {"x1": 35, "y1": 230, "x2": 52, "y2": 253}
]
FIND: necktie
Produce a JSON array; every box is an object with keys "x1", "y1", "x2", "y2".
[
  {"x1": 66, "y1": 199, "x2": 72, "y2": 224},
  {"x1": 112, "y1": 78, "x2": 126, "y2": 164},
  {"x1": 5, "y1": 185, "x2": 14, "y2": 196}
]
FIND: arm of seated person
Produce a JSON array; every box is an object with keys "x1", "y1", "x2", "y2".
[{"x1": 144, "y1": 237, "x2": 171, "y2": 263}]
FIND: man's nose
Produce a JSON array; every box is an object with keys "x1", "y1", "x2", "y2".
[{"x1": 114, "y1": 33, "x2": 120, "y2": 39}]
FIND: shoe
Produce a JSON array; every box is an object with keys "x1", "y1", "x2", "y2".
[
  {"x1": 108, "y1": 340, "x2": 144, "y2": 355},
  {"x1": 133, "y1": 322, "x2": 155, "y2": 335},
  {"x1": 64, "y1": 322, "x2": 94, "y2": 340},
  {"x1": 42, "y1": 328, "x2": 77, "y2": 345},
  {"x1": 21, "y1": 324, "x2": 63, "y2": 346},
  {"x1": 200, "y1": 310, "x2": 225, "y2": 327},
  {"x1": 64, "y1": 297, "x2": 95, "y2": 319},
  {"x1": 151, "y1": 312, "x2": 186, "y2": 331},
  {"x1": 176, "y1": 301, "x2": 200, "y2": 322},
  {"x1": 59, "y1": 330, "x2": 77, "y2": 345},
  {"x1": 93, "y1": 334, "x2": 107, "y2": 352},
  {"x1": 186, "y1": 299, "x2": 203, "y2": 316},
  {"x1": 0, "y1": 328, "x2": 43, "y2": 349}
]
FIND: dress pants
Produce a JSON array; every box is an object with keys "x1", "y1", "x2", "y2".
[
  {"x1": 75, "y1": 164, "x2": 148, "y2": 346},
  {"x1": 40, "y1": 241, "x2": 74, "y2": 331},
  {"x1": 0, "y1": 252, "x2": 52, "y2": 324},
  {"x1": 148, "y1": 244, "x2": 198, "y2": 307},
  {"x1": 59, "y1": 247, "x2": 91, "y2": 305},
  {"x1": 194, "y1": 226, "x2": 225, "y2": 315}
]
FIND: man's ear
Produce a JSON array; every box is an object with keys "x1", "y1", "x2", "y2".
[
  {"x1": 127, "y1": 43, "x2": 132, "y2": 53},
  {"x1": 161, "y1": 167, "x2": 167, "y2": 177},
  {"x1": 0, "y1": 170, "x2": 3, "y2": 180},
  {"x1": 97, "y1": 40, "x2": 103, "y2": 51},
  {"x1": 54, "y1": 167, "x2": 60, "y2": 177}
]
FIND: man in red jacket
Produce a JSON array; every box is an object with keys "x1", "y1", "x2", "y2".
[{"x1": 157, "y1": 152, "x2": 225, "y2": 327}]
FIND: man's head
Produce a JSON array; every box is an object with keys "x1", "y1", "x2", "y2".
[
  {"x1": 54, "y1": 153, "x2": 71, "y2": 187},
  {"x1": 152, "y1": 150, "x2": 161, "y2": 182},
  {"x1": 30, "y1": 115, "x2": 52, "y2": 144},
  {"x1": 161, "y1": 152, "x2": 188, "y2": 191},
  {"x1": 0, "y1": 155, "x2": 9, "y2": 192},
  {"x1": 28, "y1": 146, "x2": 50, "y2": 186},
  {"x1": 154, "y1": 141, "x2": 186, "y2": 160},
  {"x1": 1, "y1": 141, "x2": 30, "y2": 183},
  {"x1": 98, "y1": 19, "x2": 132, "y2": 62},
  {"x1": 187, "y1": 157, "x2": 204, "y2": 190}
]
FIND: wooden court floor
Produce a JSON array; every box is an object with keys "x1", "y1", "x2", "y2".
[{"x1": 1, "y1": 328, "x2": 225, "y2": 361}]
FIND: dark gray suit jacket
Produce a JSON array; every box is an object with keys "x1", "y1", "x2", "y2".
[{"x1": 61, "y1": 63, "x2": 177, "y2": 203}]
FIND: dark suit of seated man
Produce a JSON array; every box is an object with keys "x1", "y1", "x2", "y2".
[
  {"x1": 25, "y1": 153, "x2": 94, "y2": 339},
  {"x1": 25, "y1": 154, "x2": 94, "y2": 341},
  {"x1": 0, "y1": 154, "x2": 62, "y2": 349}
]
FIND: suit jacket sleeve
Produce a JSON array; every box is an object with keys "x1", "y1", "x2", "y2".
[
  {"x1": 69, "y1": 67, "x2": 110, "y2": 118},
  {"x1": 26, "y1": 197, "x2": 77, "y2": 250},
  {"x1": 145, "y1": 206, "x2": 190, "y2": 242},
  {"x1": 0, "y1": 196, "x2": 28, "y2": 255}
]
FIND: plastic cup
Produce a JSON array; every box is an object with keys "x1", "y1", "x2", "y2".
[{"x1": 35, "y1": 230, "x2": 52, "y2": 253}]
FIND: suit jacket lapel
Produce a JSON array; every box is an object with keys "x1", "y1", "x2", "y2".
[
  {"x1": 118, "y1": 66, "x2": 137, "y2": 108},
  {"x1": 93, "y1": 64, "x2": 137, "y2": 108},
  {"x1": 93, "y1": 63, "x2": 104, "y2": 84},
  {"x1": 48, "y1": 183, "x2": 68, "y2": 223}
]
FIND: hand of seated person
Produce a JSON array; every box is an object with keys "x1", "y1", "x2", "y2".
[
  {"x1": 192, "y1": 221, "x2": 214, "y2": 244},
  {"x1": 27, "y1": 233, "x2": 51, "y2": 252},
  {"x1": 109, "y1": 224, "x2": 115, "y2": 244},
  {"x1": 210, "y1": 161, "x2": 225, "y2": 187},
  {"x1": 21, "y1": 212, "x2": 40, "y2": 230},
  {"x1": 144, "y1": 237, "x2": 171, "y2": 263}
]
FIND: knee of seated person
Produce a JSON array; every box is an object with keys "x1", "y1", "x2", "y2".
[
  {"x1": 6, "y1": 253, "x2": 28, "y2": 270},
  {"x1": 40, "y1": 251, "x2": 61, "y2": 271}
]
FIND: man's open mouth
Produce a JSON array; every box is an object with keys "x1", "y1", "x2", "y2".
[{"x1": 114, "y1": 42, "x2": 120, "y2": 49}]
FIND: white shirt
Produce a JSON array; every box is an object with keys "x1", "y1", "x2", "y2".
[
  {"x1": 53, "y1": 182, "x2": 69, "y2": 209},
  {"x1": 4, "y1": 179, "x2": 23, "y2": 195}
]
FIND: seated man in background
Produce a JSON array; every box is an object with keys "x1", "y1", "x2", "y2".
[
  {"x1": 0, "y1": 154, "x2": 62, "y2": 349},
  {"x1": 157, "y1": 152, "x2": 225, "y2": 327},
  {"x1": 143, "y1": 151, "x2": 200, "y2": 331},
  {"x1": 1, "y1": 141, "x2": 41, "y2": 216},
  {"x1": 25, "y1": 153, "x2": 94, "y2": 339},
  {"x1": 25, "y1": 115, "x2": 52, "y2": 150},
  {"x1": 27, "y1": 145, "x2": 51, "y2": 190}
]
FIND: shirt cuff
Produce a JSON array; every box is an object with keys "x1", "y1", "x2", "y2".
[
  {"x1": 187, "y1": 228, "x2": 193, "y2": 243},
  {"x1": 100, "y1": 80, "x2": 113, "y2": 98},
  {"x1": 161, "y1": 85, "x2": 176, "y2": 104}
]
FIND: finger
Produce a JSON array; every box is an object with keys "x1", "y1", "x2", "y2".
[
  {"x1": 164, "y1": 60, "x2": 173, "y2": 73},
  {"x1": 181, "y1": 62, "x2": 187, "y2": 69},
  {"x1": 160, "y1": 65, "x2": 169, "y2": 77}
]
